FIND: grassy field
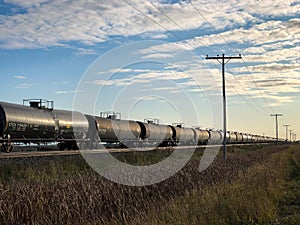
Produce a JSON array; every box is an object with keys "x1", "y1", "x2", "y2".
[
  {"x1": 0, "y1": 144, "x2": 298, "y2": 224},
  {"x1": 129, "y1": 144, "x2": 300, "y2": 225}
]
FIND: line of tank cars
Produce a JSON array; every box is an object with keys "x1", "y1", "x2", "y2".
[{"x1": 0, "y1": 99, "x2": 278, "y2": 153}]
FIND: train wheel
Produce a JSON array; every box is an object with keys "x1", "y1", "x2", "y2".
[
  {"x1": 7, "y1": 143, "x2": 13, "y2": 153},
  {"x1": 66, "y1": 142, "x2": 77, "y2": 150},
  {"x1": 2, "y1": 142, "x2": 13, "y2": 153},
  {"x1": 1, "y1": 144, "x2": 6, "y2": 152},
  {"x1": 76, "y1": 142, "x2": 86, "y2": 150},
  {"x1": 58, "y1": 142, "x2": 66, "y2": 151},
  {"x1": 67, "y1": 144, "x2": 73, "y2": 150}
]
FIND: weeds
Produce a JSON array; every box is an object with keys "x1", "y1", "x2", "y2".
[
  {"x1": 131, "y1": 144, "x2": 300, "y2": 225},
  {"x1": 0, "y1": 144, "x2": 294, "y2": 224}
]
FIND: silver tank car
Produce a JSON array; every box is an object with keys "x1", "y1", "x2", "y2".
[
  {"x1": 176, "y1": 128, "x2": 197, "y2": 145},
  {"x1": 246, "y1": 134, "x2": 252, "y2": 142},
  {"x1": 208, "y1": 130, "x2": 223, "y2": 144},
  {"x1": 51, "y1": 109, "x2": 89, "y2": 150},
  {"x1": 194, "y1": 128, "x2": 210, "y2": 145},
  {"x1": 235, "y1": 132, "x2": 243, "y2": 143},
  {"x1": 249, "y1": 134, "x2": 256, "y2": 142},
  {"x1": 171, "y1": 126, "x2": 182, "y2": 143},
  {"x1": 0, "y1": 101, "x2": 56, "y2": 152},
  {"x1": 169, "y1": 125, "x2": 196, "y2": 145},
  {"x1": 228, "y1": 132, "x2": 237, "y2": 143},
  {"x1": 140, "y1": 122, "x2": 173, "y2": 146},
  {"x1": 257, "y1": 136, "x2": 263, "y2": 142},
  {"x1": 241, "y1": 133, "x2": 248, "y2": 142},
  {"x1": 93, "y1": 116, "x2": 142, "y2": 146}
]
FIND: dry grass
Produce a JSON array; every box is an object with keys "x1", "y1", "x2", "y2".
[
  {"x1": 0, "y1": 144, "x2": 293, "y2": 224},
  {"x1": 130, "y1": 144, "x2": 300, "y2": 225}
]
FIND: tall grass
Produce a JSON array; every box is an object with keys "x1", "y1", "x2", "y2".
[
  {"x1": 0, "y1": 144, "x2": 293, "y2": 224},
  {"x1": 130, "y1": 144, "x2": 300, "y2": 225}
]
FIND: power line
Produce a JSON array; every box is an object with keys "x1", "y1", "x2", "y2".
[
  {"x1": 121, "y1": 0, "x2": 276, "y2": 121},
  {"x1": 240, "y1": 59, "x2": 276, "y2": 114},
  {"x1": 189, "y1": 0, "x2": 276, "y2": 114},
  {"x1": 145, "y1": 0, "x2": 216, "y2": 54},
  {"x1": 145, "y1": 0, "x2": 272, "y2": 116},
  {"x1": 189, "y1": 1, "x2": 239, "y2": 55},
  {"x1": 120, "y1": 0, "x2": 191, "y2": 51}
]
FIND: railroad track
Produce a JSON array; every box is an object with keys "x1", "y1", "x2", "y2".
[
  {"x1": 0, "y1": 145, "x2": 222, "y2": 159},
  {"x1": 0, "y1": 143, "x2": 273, "y2": 159}
]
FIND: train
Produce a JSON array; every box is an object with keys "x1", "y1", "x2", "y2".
[{"x1": 0, "y1": 99, "x2": 280, "y2": 153}]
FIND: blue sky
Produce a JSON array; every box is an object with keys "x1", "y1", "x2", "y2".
[{"x1": 0, "y1": 0, "x2": 299, "y2": 139}]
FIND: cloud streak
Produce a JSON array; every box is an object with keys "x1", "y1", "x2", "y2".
[{"x1": 13, "y1": 75, "x2": 26, "y2": 79}]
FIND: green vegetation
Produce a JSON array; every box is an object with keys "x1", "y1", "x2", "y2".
[
  {"x1": 0, "y1": 155, "x2": 91, "y2": 184},
  {"x1": 276, "y1": 145, "x2": 300, "y2": 224},
  {"x1": 0, "y1": 144, "x2": 298, "y2": 224}
]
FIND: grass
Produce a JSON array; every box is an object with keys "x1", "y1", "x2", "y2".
[
  {"x1": 276, "y1": 145, "x2": 300, "y2": 224},
  {"x1": 0, "y1": 143, "x2": 297, "y2": 224},
  {"x1": 0, "y1": 155, "x2": 91, "y2": 184},
  {"x1": 129, "y1": 144, "x2": 300, "y2": 225}
]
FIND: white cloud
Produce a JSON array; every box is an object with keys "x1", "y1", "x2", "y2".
[
  {"x1": 142, "y1": 53, "x2": 174, "y2": 59},
  {"x1": 75, "y1": 48, "x2": 98, "y2": 56},
  {"x1": 4, "y1": 0, "x2": 48, "y2": 8},
  {"x1": 135, "y1": 95, "x2": 167, "y2": 101},
  {"x1": 2, "y1": 0, "x2": 298, "y2": 49},
  {"x1": 56, "y1": 90, "x2": 82, "y2": 94},
  {"x1": 15, "y1": 83, "x2": 32, "y2": 88},
  {"x1": 13, "y1": 75, "x2": 26, "y2": 79},
  {"x1": 2, "y1": 0, "x2": 300, "y2": 108}
]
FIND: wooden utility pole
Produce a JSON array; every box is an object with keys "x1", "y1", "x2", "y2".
[
  {"x1": 283, "y1": 125, "x2": 290, "y2": 142},
  {"x1": 206, "y1": 54, "x2": 242, "y2": 160},
  {"x1": 290, "y1": 129, "x2": 293, "y2": 142},
  {"x1": 270, "y1": 114, "x2": 282, "y2": 143}
]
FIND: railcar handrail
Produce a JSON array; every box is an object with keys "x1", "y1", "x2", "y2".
[{"x1": 23, "y1": 99, "x2": 54, "y2": 110}]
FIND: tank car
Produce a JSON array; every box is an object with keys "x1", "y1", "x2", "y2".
[
  {"x1": 258, "y1": 135, "x2": 265, "y2": 142},
  {"x1": 194, "y1": 128, "x2": 210, "y2": 145},
  {"x1": 169, "y1": 125, "x2": 196, "y2": 145},
  {"x1": 0, "y1": 100, "x2": 56, "y2": 152},
  {"x1": 91, "y1": 115, "x2": 142, "y2": 147},
  {"x1": 256, "y1": 135, "x2": 261, "y2": 142},
  {"x1": 140, "y1": 120, "x2": 173, "y2": 147},
  {"x1": 246, "y1": 134, "x2": 253, "y2": 143},
  {"x1": 241, "y1": 133, "x2": 248, "y2": 143},
  {"x1": 235, "y1": 132, "x2": 243, "y2": 143},
  {"x1": 207, "y1": 130, "x2": 223, "y2": 144},
  {"x1": 180, "y1": 127, "x2": 197, "y2": 145},
  {"x1": 227, "y1": 132, "x2": 237, "y2": 143},
  {"x1": 170, "y1": 125, "x2": 182, "y2": 144},
  {"x1": 52, "y1": 109, "x2": 89, "y2": 150}
]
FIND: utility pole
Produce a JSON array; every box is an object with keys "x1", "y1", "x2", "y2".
[
  {"x1": 270, "y1": 114, "x2": 282, "y2": 143},
  {"x1": 290, "y1": 129, "x2": 293, "y2": 142},
  {"x1": 206, "y1": 54, "x2": 242, "y2": 160},
  {"x1": 283, "y1": 125, "x2": 290, "y2": 142}
]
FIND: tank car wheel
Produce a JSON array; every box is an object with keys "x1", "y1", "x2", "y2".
[
  {"x1": 57, "y1": 143, "x2": 66, "y2": 151},
  {"x1": 1, "y1": 144, "x2": 6, "y2": 152},
  {"x1": 7, "y1": 143, "x2": 13, "y2": 153},
  {"x1": 2, "y1": 142, "x2": 13, "y2": 153},
  {"x1": 76, "y1": 142, "x2": 86, "y2": 150},
  {"x1": 66, "y1": 142, "x2": 77, "y2": 150}
]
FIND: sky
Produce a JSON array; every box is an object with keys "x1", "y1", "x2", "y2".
[{"x1": 0, "y1": 0, "x2": 299, "y2": 139}]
